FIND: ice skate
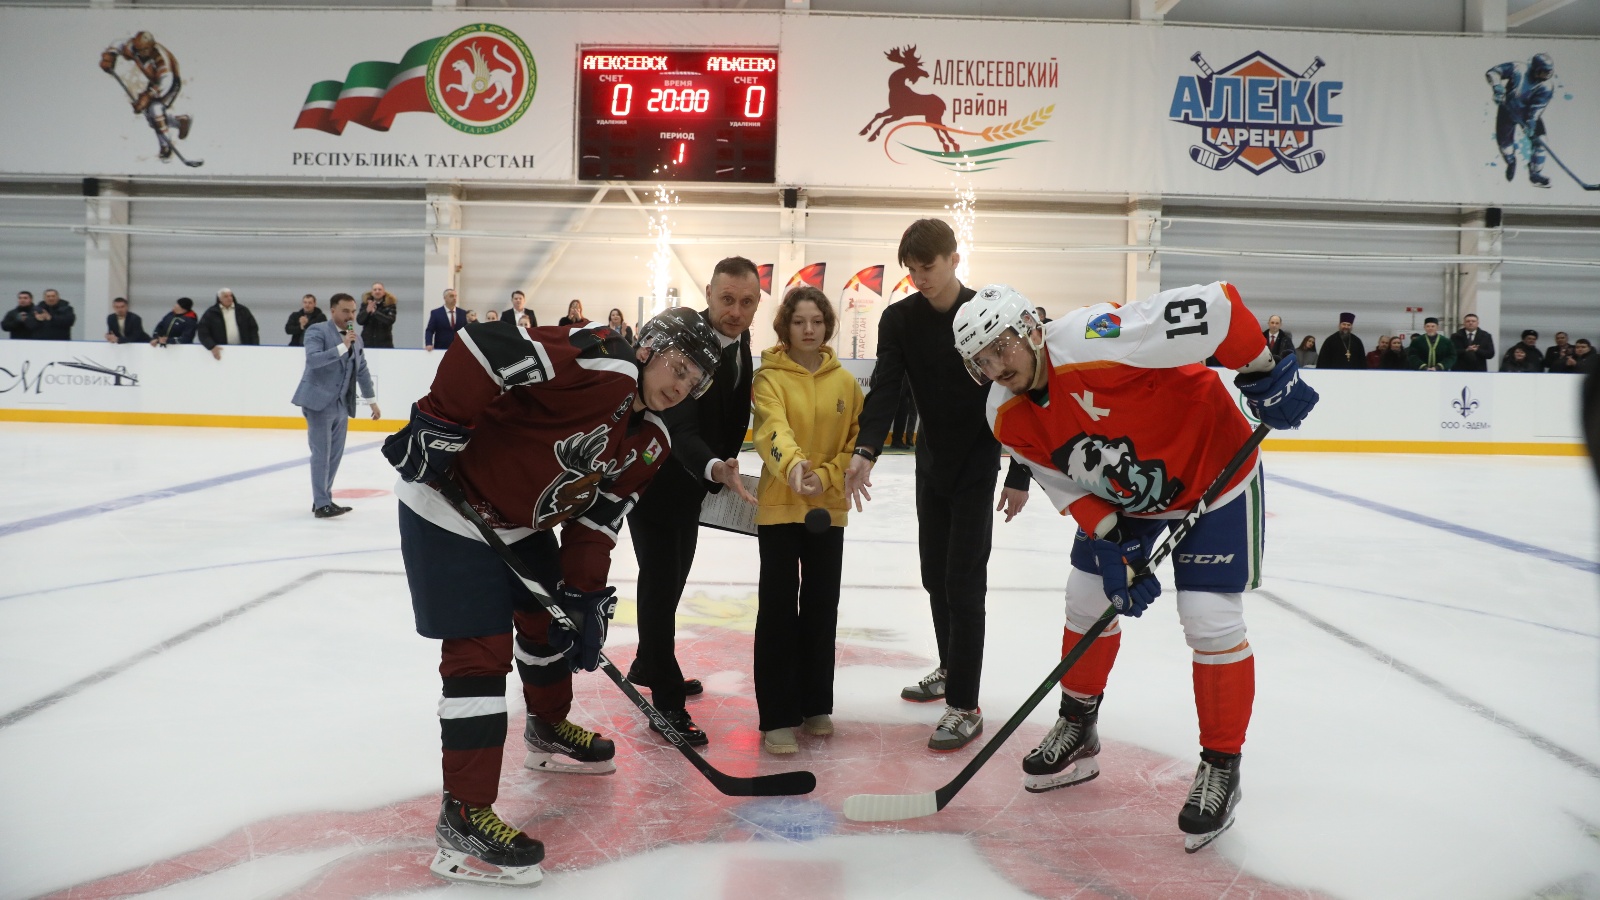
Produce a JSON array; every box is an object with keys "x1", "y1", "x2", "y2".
[
  {"x1": 900, "y1": 667, "x2": 946, "y2": 703},
  {"x1": 1530, "y1": 168, "x2": 1551, "y2": 188},
  {"x1": 1179, "y1": 749, "x2": 1242, "y2": 853},
  {"x1": 174, "y1": 114, "x2": 191, "y2": 140},
  {"x1": 523, "y1": 716, "x2": 616, "y2": 775},
  {"x1": 429, "y1": 792, "x2": 544, "y2": 886},
  {"x1": 1022, "y1": 693, "x2": 1102, "y2": 793}
]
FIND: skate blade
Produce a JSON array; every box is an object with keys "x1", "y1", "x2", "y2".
[
  {"x1": 523, "y1": 750, "x2": 616, "y2": 775},
  {"x1": 1024, "y1": 758, "x2": 1100, "y2": 793},
  {"x1": 429, "y1": 847, "x2": 543, "y2": 885},
  {"x1": 1183, "y1": 816, "x2": 1235, "y2": 854}
]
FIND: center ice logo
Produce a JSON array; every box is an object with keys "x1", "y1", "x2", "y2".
[{"x1": 1170, "y1": 51, "x2": 1343, "y2": 175}]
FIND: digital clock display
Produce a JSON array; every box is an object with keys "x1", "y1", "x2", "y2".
[{"x1": 576, "y1": 48, "x2": 778, "y2": 183}]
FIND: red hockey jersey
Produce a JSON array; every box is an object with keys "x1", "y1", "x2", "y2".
[
  {"x1": 396, "y1": 322, "x2": 671, "y2": 591},
  {"x1": 987, "y1": 282, "x2": 1266, "y2": 537}
]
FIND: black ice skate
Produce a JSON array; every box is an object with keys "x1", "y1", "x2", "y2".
[
  {"x1": 430, "y1": 792, "x2": 544, "y2": 886},
  {"x1": 1022, "y1": 692, "x2": 1102, "y2": 793},
  {"x1": 524, "y1": 716, "x2": 617, "y2": 775},
  {"x1": 1530, "y1": 169, "x2": 1552, "y2": 188},
  {"x1": 1179, "y1": 749, "x2": 1242, "y2": 853}
]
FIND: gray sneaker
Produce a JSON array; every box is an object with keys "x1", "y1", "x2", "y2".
[
  {"x1": 928, "y1": 706, "x2": 983, "y2": 751},
  {"x1": 901, "y1": 667, "x2": 947, "y2": 703}
]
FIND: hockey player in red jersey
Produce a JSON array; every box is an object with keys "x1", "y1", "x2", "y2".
[
  {"x1": 952, "y1": 282, "x2": 1317, "y2": 853},
  {"x1": 383, "y1": 307, "x2": 722, "y2": 886}
]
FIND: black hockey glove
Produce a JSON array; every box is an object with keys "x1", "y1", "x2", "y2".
[
  {"x1": 382, "y1": 403, "x2": 472, "y2": 483},
  {"x1": 1090, "y1": 533, "x2": 1161, "y2": 617},
  {"x1": 1235, "y1": 354, "x2": 1319, "y2": 431},
  {"x1": 549, "y1": 583, "x2": 618, "y2": 673}
]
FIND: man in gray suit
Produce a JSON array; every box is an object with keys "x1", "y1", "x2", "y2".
[{"x1": 292, "y1": 292, "x2": 380, "y2": 518}]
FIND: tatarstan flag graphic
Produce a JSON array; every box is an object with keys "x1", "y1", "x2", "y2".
[
  {"x1": 786, "y1": 262, "x2": 826, "y2": 291},
  {"x1": 295, "y1": 37, "x2": 441, "y2": 134},
  {"x1": 757, "y1": 263, "x2": 775, "y2": 297},
  {"x1": 889, "y1": 274, "x2": 916, "y2": 299}
]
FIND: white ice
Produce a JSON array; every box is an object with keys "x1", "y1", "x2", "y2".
[{"x1": 2, "y1": 423, "x2": 1599, "y2": 899}]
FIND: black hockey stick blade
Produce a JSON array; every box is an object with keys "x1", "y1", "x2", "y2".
[
  {"x1": 1541, "y1": 140, "x2": 1600, "y2": 191},
  {"x1": 843, "y1": 424, "x2": 1271, "y2": 822},
  {"x1": 433, "y1": 478, "x2": 816, "y2": 797}
]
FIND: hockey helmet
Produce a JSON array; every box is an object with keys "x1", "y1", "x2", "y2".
[
  {"x1": 636, "y1": 306, "x2": 722, "y2": 401},
  {"x1": 953, "y1": 283, "x2": 1042, "y2": 384},
  {"x1": 132, "y1": 31, "x2": 156, "y2": 53},
  {"x1": 1530, "y1": 53, "x2": 1555, "y2": 81}
]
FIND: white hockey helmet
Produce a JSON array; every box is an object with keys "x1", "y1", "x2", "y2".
[{"x1": 953, "y1": 283, "x2": 1042, "y2": 383}]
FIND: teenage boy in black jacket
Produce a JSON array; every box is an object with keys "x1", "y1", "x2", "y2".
[{"x1": 845, "y1": 218, "x2": 1031, "y2": 752}]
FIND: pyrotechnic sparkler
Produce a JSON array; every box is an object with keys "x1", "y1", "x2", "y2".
[
  {"x1": 945, "y1": 159, "x2": 977, "y2": 283},
  {"x1": 647, "y1": 181, "x2": 678, "y2": 316}
]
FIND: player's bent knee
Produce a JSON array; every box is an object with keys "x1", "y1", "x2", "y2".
[
  {"x1": 1064, "y1": 566, "x2": 1122, "y2": 635},
  {"x1": 1177, "y1": 590, "x2": 1246, "y2": 651}
]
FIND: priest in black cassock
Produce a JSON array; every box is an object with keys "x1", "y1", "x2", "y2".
[{"x1": 1316, "y1": 312, "x2": 1367, "y2": 369}]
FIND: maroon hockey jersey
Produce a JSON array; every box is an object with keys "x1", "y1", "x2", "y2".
[{"x1": 396, "y1": 322, "x2": 672, "y2": 592}]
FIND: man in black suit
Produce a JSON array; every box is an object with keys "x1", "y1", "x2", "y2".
[
  {"x1": 626, "y1": 256, "x2": 762, "y2": 746},
  {"x1": 104, "y1": 297, "x2": 150, "y2": 343},
  {"x1": 1451, "y1": 313, "x2": 1495, "y2": 372},
  {"x1": 502, "y1": 290, "x2": 536, "y2": 328}
]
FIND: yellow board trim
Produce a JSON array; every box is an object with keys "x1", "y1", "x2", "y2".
[
  {"x1": 0, "y1": 410, "x2": 1587, "y2": 456},
  {"x1": 1259, "y1": 438, "x2": 1585, "y2": 456},
  {"x1": 0, "y1": 408, "x2": 405, "y2": 432}
]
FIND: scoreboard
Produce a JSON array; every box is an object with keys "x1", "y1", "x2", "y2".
[{"x1": 576, "y1": 48, "x2": 778, "y2": 183}]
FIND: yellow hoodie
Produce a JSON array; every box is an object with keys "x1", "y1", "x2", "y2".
[{"x1": 752, "y1": 344, "x2": 864, "y2": 527}]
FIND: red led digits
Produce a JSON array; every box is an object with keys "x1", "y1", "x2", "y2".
[{"x1": 577, "y1": 47, "x2": 777, "y2": 183}]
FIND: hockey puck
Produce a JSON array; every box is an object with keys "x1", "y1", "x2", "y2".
[{"x1": 804, "y1": 508, "x2": 831, "y2": 533}]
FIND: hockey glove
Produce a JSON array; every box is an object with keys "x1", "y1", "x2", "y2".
[
  {"x1": 548, "y1": 584, "x2": 618, "y2": 673},
  {"x1": 382, "y1": 403, "x2": 472, "y2": 483},
  {"x1": 1091, "y1": 535, "x2": 1161, "y2": 618},
  {"x1": 1235, "y1": 354, "x2": 1319, "y2": 431}
]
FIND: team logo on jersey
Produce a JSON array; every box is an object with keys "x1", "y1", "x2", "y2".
[
  {"x1": 1051, "y1": 433, "x2": 1183, "y2": 515},
  {"x1": 1085, "y1": 313, "x2": 1121, "y2": 339},
  {"x1": 642, "y1": 438, "x2": 662, "y2": 465},
  {"x1": 858, "y1": 45, "x2": 1056, "y2": 172},
  {"x1": 1170, "y1": 51, "x2": 1343, "y2": 175},
  {"x1": 534, "y1": 425, "x2": 637, "y2": 528}
]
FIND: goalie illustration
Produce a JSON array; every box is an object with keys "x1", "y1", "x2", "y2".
[{"x1": 100, "y1": 31, "x2": 203, "y2": 168}]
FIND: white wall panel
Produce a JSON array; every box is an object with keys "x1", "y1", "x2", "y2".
[
  {"x1": 1161, "y1": 219, "x2": 1457, "y2": 345},
  {"x1": 128, "y1": 200, "x2": 425, "y2": 347},
  {"x1": 0, "y1": 198, "x2": 89, "y2": 339},
  {"x1": 1502, "y1": 230, "x2": 1600, "y2": 344}
]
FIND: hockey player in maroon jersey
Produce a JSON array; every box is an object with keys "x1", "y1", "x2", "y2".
[
  {"x1": 953, "y1": 283, "x2": 1317, "y2": 853},
  {"x1": 383, "y1": 308, "x2": 722, "y2": 886}
]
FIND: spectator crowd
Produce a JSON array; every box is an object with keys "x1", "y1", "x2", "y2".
[
  {"x1": 3, "y1": 286, "x2": 633, "y2": 357},
  {"x1": 1261, "y1": 311, "x2": 1597, "y2": 375}
]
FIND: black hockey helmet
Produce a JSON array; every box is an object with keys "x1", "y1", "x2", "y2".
[
  {"x1": 636, "y1": 306, "x2": 722, "y2": 400},
  {"x1": 1530, "y1": 53, "x2": 1554, "y2": 81}
]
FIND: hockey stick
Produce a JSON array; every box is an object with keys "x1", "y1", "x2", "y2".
[
  {"x1": 1271, "y1": 147, "x2": 1325, "y2": 174},
  {"x1": 1537, "y1": 138, "x2": 1600, "y2": 191},
  {"x1": 104, "y1": 69, "x2": 203, "y2": 168},
  {"x1": 435, "y1": 478, "x2": 817, "y2": 798},
  {"x1": 843, "y1": 422, "x2": 1272, "y2": 822}
]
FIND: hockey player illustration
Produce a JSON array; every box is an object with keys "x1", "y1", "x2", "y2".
[
  {"x1": 953, "y1": 282, "x2": 1317, "y2": 853},
  {"x1": 100, "y1": 31, "x2": 202, "y2": 167},
  {"x1": 382, "y1": 309, "x2": 722, "y2": 885},
  {"x1": 1487, "y1": 53, "x2": 1554, "y2": 187}
]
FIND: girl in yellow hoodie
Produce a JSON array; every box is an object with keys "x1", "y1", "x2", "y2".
[{"x1": 751, "y1": 285, "x2": 864, "y2": 755}]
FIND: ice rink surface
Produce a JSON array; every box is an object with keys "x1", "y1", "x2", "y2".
[{"x1": 2, "y1": 422, "x2": 1599, "y2": 900}]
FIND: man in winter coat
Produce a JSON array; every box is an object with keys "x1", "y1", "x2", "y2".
[
  {"x1": 28, "y1": 289, "x2": 76, "y2": 340},
  {"x1": 151, "y1": 298, "x2": 198, "y2": 346},
  {"x1": 197, "y1": 289, "x2": 261, "y2": 360}
]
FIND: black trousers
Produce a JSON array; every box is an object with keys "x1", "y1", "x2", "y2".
[
  {"x1": 625, "y1": 495, "x2": 701, "y2": 711},
  {"x1": 915, "y1": 465, "x2": 998, "y2": 711},
  {"x1": 755, "y1": 523, "x2": 845, "y2": 732},
  {"x1": 891, "y1": 387, "x2": 919, "y2": 445}
]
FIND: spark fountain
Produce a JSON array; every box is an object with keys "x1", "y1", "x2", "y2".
[
  {"x1": 945, "y1": 159, "x2": 977, "y2": 283},
  {"x1": 647, "y1": 181, "x2": 679, "y2": 316}
]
